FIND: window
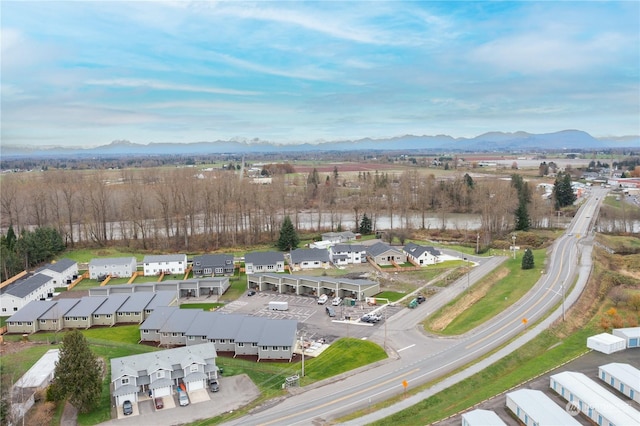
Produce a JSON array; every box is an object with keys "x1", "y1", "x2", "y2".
[
  {"x1": 252, "y1": 342, "x2": 257, "y2": 347},
  {"x1": 156, "y1": 371, "x2": 164, "y2": 379},
  {"x1": 190, "y1": 365, "x2": 198, "y2": 373},
  {"x1": 172, "y1": 332, "x2": 179, "y2": 337},
  {"x1": 262, "y1": 346, "x2": 269, "y2": 351},
  {"x1": 94, "y1": 314, "x2": 99, "y2": 318},
  {"x1": 143, "y1": 329, "x2": 149, "y2": 334},
  {"x1": 106, "y1": 314, "x2": 111, "y2": 318},
  {"x1": 272, "y1": 346, "x2": 278, "y2": 350},
  {"x1": 201, "y1": 336, "x2": 207, "y2": 340},
  {"x1": 238, "y1": 342, "x2": 244, "y2": 347},
  {"x1": 219, "y1": 339, "x2": 226, "y2": 344},
  {"x1": 1, "y1": 308, "x2": 5, "y2": 312},
  {"x1": 40, "y1": 319, "x2": 46, "y2": 324},
  {"x1": 125, "y1": 312, "x2": 131, "y2": 316},
  {"x1": 122, "y1": 377, "x2": 129, "y2": 385},
  {"x1": 13, "y1": 307, "x2": 17, "y2": 311},
  {"x1": 188, "y1": 335, "x2": 194, "y2": 340}
]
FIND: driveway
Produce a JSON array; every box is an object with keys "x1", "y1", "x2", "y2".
[{"x1": 98, "y1": 375, "x2": 260, "y2": 425}]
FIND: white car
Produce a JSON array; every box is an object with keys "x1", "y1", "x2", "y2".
[
  {"x1": 317, "y1": 294, "x2": 328, "y2": 305},
  {"x1": 332, "y1": 297, "x2": 342, "y2": 306}
]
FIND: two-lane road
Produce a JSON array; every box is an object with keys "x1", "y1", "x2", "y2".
[{"x1": 224, "y1": 189, "x2": 606, "y2": 425}]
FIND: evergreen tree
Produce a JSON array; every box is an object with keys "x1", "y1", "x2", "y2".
[
  {"x1": 553, "y1": 172, "x2": 577, "y2": 209},
  {"x1": 276, "y1": 216, "x2": 299, "y2": 251},
  {"x1": 512, "y1": 174, "x2": 531, "y2": 231},
  {"x1": 50, "y1": 330, "x2": 102, "y2": 413},
  {"x1": 359, "y1": 213, "x2": 372, "y2": 235},
  {"x1": 514, "y1": 202, "x2": 531, "y2": 231},
  {"x1": 5, "y1": 225, "x2": 16, "y2": 251},
  {"x1": 463, "y1": 173, "x2": 474, "y2": 189},
  {"x1": 521, "y1": 248, "x2": 535, "y2": 270}
]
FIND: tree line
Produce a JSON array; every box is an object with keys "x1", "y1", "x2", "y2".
[{"x1": 0, "y1": 167, "x2": 560, "y2": 257}]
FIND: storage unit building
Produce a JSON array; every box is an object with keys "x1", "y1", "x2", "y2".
[
  {"x1": 598, "y1": 362, "x2": 640, "y2": 403},
  {"x1": 461, "y1": 409, "x2": 507, "y2": 426},
  {"x1": 586, "y1": 332, "x2": 626, "y2": 354},
  {"x1": 550, "y1": 371, "x2": 640, "y2": 426},
  {"x1": 505, "y1": 389, "x2": 580, "y2": 426},
  {"x1": 613, "y1": 327, "x2": 640, "y2": 348}
]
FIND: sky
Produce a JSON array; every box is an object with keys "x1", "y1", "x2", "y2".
[{"x1": 1, "y1": 1, "x2": 639, "y2": 148}]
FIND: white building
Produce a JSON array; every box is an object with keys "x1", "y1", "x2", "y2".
[
  {"x1": 586, "y1": 332, "x2": 626, "y2": 354},
  {"x1": 461, "y1": 409, "x2": 506, "y2": 426},
  {"x1": 0, "y1": 273, "x2": 55, "y2": 314},
  {"x1": 329, "y1": 244, "x2": 367, "y2": 265},
  {"x1": 598, "y1": 363, "x2": 640, "y2": 403},
  {"x1": 36, "y1": 258, "x2": 78, "y2": 287},
  {"x1": 613, "y1": 327, "x2": 640, "y2": 348},
  {"x1": 142, "y1": 254, "x2": 187, "y2": 276},
  {"x1": 550, "y1": 371, "x2": 640, "y2": 426},
  {"x1": 505, "y1": 389, "x2": 580, "y2": 426},
  {"x1": 89, "y1": 257, "x2": 137, "y2": 280}
]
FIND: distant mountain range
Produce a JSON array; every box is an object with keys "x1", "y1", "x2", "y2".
[{"x1": 2, "y1": 130, "x2": 638, "y2": 158}]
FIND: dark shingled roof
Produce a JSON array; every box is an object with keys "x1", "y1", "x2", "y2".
[{"x1": 1, "y1": 273, "x2": 53, "y2": 298}]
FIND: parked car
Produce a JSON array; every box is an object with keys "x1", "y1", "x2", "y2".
[
  {"x1": 416, "y1": 295, "x2": 426, "y2": 304},
  {"x1": 361, "y1": 313, "x2": 381, "y2": 323},
  {"x1": 123, "y1": 400, "x2": 133, "y2": 416},
  {"x1": 325, "y1": 306, "x2": 336, "y2": 317},
  {"x1": 154, "y1": 397, "x2": 164, "y2": 409},
  {"x1": 247, "y1": 290, "x2": 256, "y2": 296},
  {"x1": 332, "y1": 296, "x2": 342, "y2": 306},
  {"x1": 317, "y1": 294, "x2": 328, "y2": 305},
  {"x1": 209, "y1": 379, "x2": 220, "y2": 392}
]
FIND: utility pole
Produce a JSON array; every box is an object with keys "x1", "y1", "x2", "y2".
[
  {"x1": 476, "y1": 233, "x2": 480, "y2": 254},
  {"x1": 512, "y1": 234, "x2": 517, "y2": 260},
  {"x1": 300, "y1": 332, "x2": 305, "y2": 377}
]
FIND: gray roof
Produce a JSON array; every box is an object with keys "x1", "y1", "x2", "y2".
[
  {"x1": 6, "y1": 300, "x2": 56, "y2": 322},
  {"x1": 93, "y1": 294, "x2": 130, "y2": 315},
  {"x1": 186, "y1": 311, "x2": 219, "y2": 336},
  {"x1": 145, "y1": 291, "x2": 177, "y2": 310},
  {"x1": 110, "y1": 342, "x2": 217, "y2": 382},
  {"x1": 140, "y1": 306, "x2": 180, "y2": 330},
  {"x1": 117, "y1": 292, "x2": 155, "y2": 313},
  {"x1": 36, "y1": 258, "x2": 77, "y2": 274},
  {"x1": 65, "y1": 296, "x2": 107, "y2": 317},
  {"x1": 143, "y1": 254, "x2": 186, "y2": 263},
  {"x1": 192, "y1": 254, "x2": 234, "y2": 268},
  {"x1": 253, "y1": 273, "x2": 378, "y2": 288},
  {"x1": 290, "y1": 248, "x2": 330, "y2": 264},
  {"x1": 403, "y1": 242, "x2": 441, "y2": 257},
  {"x1": 159, "y1": 309, "x2": 200, "y2": 333},
  {"x1": 259, "y1": 319, "x2": 298, "y2": 346},
  {"x1": 39, "y1": 299, "x2": 81, "y2": 319},
  {"x1": 1, "y1": 273, "x2": 53, "y2": 298},
  {"x1": 322, "y1": 231, "x2": 356, "y2": 240},
  {"x1": 367, "y1": 242, "x2": 403, "y2": 257},
  {"x1": 234, "y1": 317, "x2": 265, "y2": 343},
  {"x1": 89, "y1": 257, "x2": 136, "y2": 267},
  {"x1": 207, "y1": 314, "x2": 245, "y2": 340},
  {"x1": 245, "y1": 251, "x2": 284, "y2": 266},
  {"x1": 332, "y1": 244, "x2": 366, "y2": 253}
]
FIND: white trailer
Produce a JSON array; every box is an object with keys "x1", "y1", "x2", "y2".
[{"x1": 269, "y1": 301, "x2": 289, "y2": 311}]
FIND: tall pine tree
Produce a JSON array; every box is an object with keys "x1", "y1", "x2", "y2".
[
  {"x1": 277, "y1": 216, "x2": 299, "y2": 251},
  {"x1": 511, "y1": 174, "x2": 531, "y2": 231},
  {"x1": 50, "y1": 330, "x2": 102, "y2": 413},
  {"x1": 359, "y1": 213, "x2": 372, "y2": 235},
  {"x1": 553, "y1": 172, "x2": 577, "y2": 209},
  {"x1": 521, "y1": 248, "x2": 535, "y2": 270}
]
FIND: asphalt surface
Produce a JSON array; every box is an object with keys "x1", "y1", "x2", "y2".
[{"x1": 220, "y1": 188, "x2": 609, "y2": 425}]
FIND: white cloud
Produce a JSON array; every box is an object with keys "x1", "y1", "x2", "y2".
[{"x1": 84, "y1": 78, "x2": 260, "y2": 96}]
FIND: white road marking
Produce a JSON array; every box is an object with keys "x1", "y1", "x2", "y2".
[{"x1": 397, "y1": 344, "x2": 415, "y2": 352}]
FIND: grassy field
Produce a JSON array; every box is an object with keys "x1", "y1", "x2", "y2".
[
  {"x1": 424, "y1": 249, "x2": 546, "y2": 335},
  {"x1": 180, "y1": 303, "x2": 223, "y2": 310}
]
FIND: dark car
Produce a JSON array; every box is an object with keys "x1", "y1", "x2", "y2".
[
  {"x1": 209, "y1": 380, "x2": 220, "y2": 392},
  {"x1": 154, "y1": 397, "x2": 164, "y2": 409},
  {"x1": 123, "y1": 400, "x2": 133, "y2": 416},
  {"x1": 325, "y1": 306, "x2": 336, "y2": 317},
  {"x1": 247, "y1": 290, "x2": 256, "y2": 296},
  {"x1": 416, "y1": 295, "x2": 426, "y2": 304}
]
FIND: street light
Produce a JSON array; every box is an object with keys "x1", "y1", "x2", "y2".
[{"x1": 511, "y1": 234, "x2": 517, "y2": 260}]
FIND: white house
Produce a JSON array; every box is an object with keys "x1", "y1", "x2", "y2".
[
  {"x1": 0, "y1": 273, "x2": 55, "y2": 314},
  {"x1": 110, "y1": 343, "x2": 218, "y2": 407},
  {"x1": 36, "y1": 258, "x2": 78, "y2": 287},
  {"x1": 142, "y1": 254, "x2": 187, "y2": 276},
  {"x1": 89, "y1": 257, "x2": 137, "y2": 280},
  {"x1": 289, "y1": 248, "x2": 331, "y2": 271},
  {"x1": 244, "y1": 251, "x2": 285, "y2": 274},
  {"x1": 403, "y1": 242, "x2": 442, "y2": 266},
  {"x1": 329, "y1": 244, "x2": 367, "y2": 266},
  {"x1": 321, "y1": 231, "x2": 356, "y2": 244}
]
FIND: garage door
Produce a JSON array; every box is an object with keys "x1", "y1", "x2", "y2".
[
  {"x1": 187, "y1": 380, "x2": 204, "y2": 392},
  {"x1": 116, "y1": 393, "x2": 137, "y2": 406},
  {"x1": 154, "y1": 387, "x2": 171, "y2": 398}
]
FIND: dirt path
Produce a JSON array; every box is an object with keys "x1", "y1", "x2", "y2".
[{"x1": 60, "y1": 401, "x2": 78, "y2": 426}]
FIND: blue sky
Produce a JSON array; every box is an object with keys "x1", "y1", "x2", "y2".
[{"x1": 2, "y1": 1, "x2": 639, "y2": 147}]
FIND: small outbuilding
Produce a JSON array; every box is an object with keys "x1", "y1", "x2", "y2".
[
  {"x1": 586, "y1": 332, "x2": 626, "y2": 354},
  {"x1": 598, "y1": 362, "x2": 640, "y2": 403},
  {"x1": 612, "y1": 327, "x2": 640, "y2": 348}
]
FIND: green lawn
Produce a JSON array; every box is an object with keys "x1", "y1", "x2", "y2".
[
  {"x1": 366, "y1": 322, "x2": 596, "y2": 425},
  {"x1": 425, "y1": 249, "x2": 546, "y2": 335},
  {"x1": 180, "y1": 303, "x2": 223, "y2": 311},
  {"x1": 62, "y1": 248, "x2": 144, "y2": 263}
]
